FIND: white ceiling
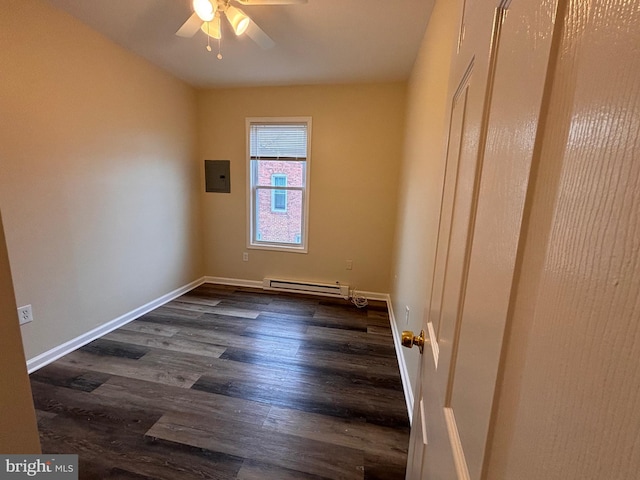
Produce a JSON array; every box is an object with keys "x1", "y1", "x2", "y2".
[{"x1": 46, "y1": 0, "x2": 434, "y2": 88}]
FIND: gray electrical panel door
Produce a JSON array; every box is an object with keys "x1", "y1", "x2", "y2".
[{"x1": 205, "y1": 160, "x2": 230, "y2": 193}]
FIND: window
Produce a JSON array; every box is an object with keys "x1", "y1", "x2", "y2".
[
  {"x1": 247, "y1": 117, "x2": 311, "y2": 252},
  {"x1": 271, "y1": 174, "x2": 287, "y2": 212}
]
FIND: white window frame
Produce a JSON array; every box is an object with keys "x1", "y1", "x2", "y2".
[{"x1": 246, "y1": 117, "x2": 312, "y2": 253}]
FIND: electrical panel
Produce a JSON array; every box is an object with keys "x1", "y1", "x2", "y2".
[{"x1": 205, "y1": 160, "x2": 231, "y2": 193}]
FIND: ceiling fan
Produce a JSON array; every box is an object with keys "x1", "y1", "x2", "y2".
[{"x1": 176, "y1": 0, "x2": 308, "y2": 57}]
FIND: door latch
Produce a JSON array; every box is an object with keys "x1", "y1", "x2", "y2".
[{"x1": 401, "y1": 329, "x2": 425, "y2": 354}]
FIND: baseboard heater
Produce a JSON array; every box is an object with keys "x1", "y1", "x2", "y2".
[{"x1": 263, "y1": 278, "x2": 349, "y2": 299}]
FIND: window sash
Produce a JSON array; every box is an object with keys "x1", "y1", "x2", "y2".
[{"x1": 253, "y1": 187, "x2": 306, "y2": 247}]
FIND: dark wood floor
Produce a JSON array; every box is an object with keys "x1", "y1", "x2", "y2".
[{"x1": 29, "y1": 284, "x2": 410, "y2": 479}]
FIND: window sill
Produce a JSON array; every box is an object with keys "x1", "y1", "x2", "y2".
[{"x1": 247, "y1": 243, "x2": 308, "y2": 254}]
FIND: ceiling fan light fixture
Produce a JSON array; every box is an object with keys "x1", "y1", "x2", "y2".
[
  {"x1": 201, "y1": 12, "x2": 222, "y2": 39},
  {"x1": 193, "y1": 0, "x2": 216, "y2": 22},
  {"x1": 225, "y1": 5, "x2": 251, "y2": 36}
]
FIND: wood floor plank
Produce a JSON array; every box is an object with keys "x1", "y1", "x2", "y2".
[
  {"x1": 299, "y1": 336, "x2": 397, "y2": 359},
  {"x1": 363, "y1": 451, "x2": 408, "y2": 480},
  {"x1": 180, "y1": 345, "x2": 404, "y2": 399},
  {"x1": 200, "y1": 305, "x2": 261, "y2": 319},
  {"x1": 217, "y1": 298, "x2": 317, "y2": 317},
  {"x1": 263, "y1": 406, "x2": 409, "y2": 460},
  {"x1": 313, "y1": 304, "x2": 391, "y2": 328},
  {"x1": 367, "y1": 325, "x2": 393, "y2": 336},
  {"x1": 146, "y1": 412, "x2": 366, "y2": 480},
  {"x1": 189, "y1": 283, "x2": 236, "y2": 294},
  {"x1": 92, "y1": 376, "x2": 271, "y2": 427},
  {"x1": 188, "y1": 285, "x2": 271, "y2": 305},
  {"x1": 35, "y1": 409, "x2": 58, "y2": 422},
  {"x1": 191, "y1": 371, "x2": 408, "y2": 428},
  {"x1": 30, "y1": 380, "x2": 163, "y2": 434},
  {"x1": 367, "y1": 307, "x2": 391, "y2": 317},
  {"x1": 255, "y1": 311, "x2": 370, "y2": 333},
  {"x1": 160, "y1": 301, "x2": 222, "y2": 315},
  {"x1": 296, "y1": 345, "x2": 402, "y2": 371},
  {"x1": 119, "y1": 321, "x2": 181, "y2": 337},
  {"x1": 103, "y1": 329, "x2": 227, "y2": 358},
  {"x1": 147, "y1": 305, "x2": 202, "y2": 319},
  {"x1": 169, "y1": 296, "x2": 223, "y2": 308},
  {"x1": 242, "y1": 322, "x2": 310, "y2": 342},
  {"x1": 237, "y1": 459, "x2": 332, "y2": 480},
  {"x1": 313, "y1": 303, "x2": 368, "y2": 319},
  {"x1": 313, "y1": 313, "x2": 391, "y2": 330},
  {"x1": 57, "y1": 350, "x2": 200, "y2": 389},
  {"x1": 306, "y1": 325, "x2": 398, "y2": 346},
  {"x1": 219, "y1": 347, "x2": 404, "y2": 390},
  {"x1": 173, "y1": 326, "x2": 300, "y2": 357},
  {"x1": 133, "y1": 311, "x2": 253, "y2": 333},
  {"x1": 30, "y1": 363, "x2": 111, "y2": 392},
  {"x1": 78, "y1": 338, "x2": 150, "y2": 359},
  {"x1": 145, "y1": 349, "x2": 301, "y2": 386},
  {"x1": 38, "y1": 417, "x2": 244, "y2": 480}
]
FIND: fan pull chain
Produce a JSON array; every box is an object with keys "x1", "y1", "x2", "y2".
[
  {"x1": 217, "y1": 14, "x2": 223, "y2": 60},
  {"x1": 206, "y1": 22, "x2": 212, "y2": 52}
]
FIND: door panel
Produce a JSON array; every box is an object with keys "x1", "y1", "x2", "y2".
[
  {"x1": 406, "y1": 0, "x2": 559, "y2": 478},
  {"x1": 447, "y1": 2, "x2": 558, "y2": 477},
  {"x1": 429, "y1": 69, "x2": 471, "y2": 351},
  {"x1": 408, "y1": 69, "x2": 477, "y2": 480}
]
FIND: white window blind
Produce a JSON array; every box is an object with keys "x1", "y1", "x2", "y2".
[{"x1": 249, "y1": 123, "x2": 308, "y2": 160}]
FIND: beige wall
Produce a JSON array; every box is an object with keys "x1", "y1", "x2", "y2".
[
  {"x1": 198, "y1": 83, "x2": 406, "y2": 294},
  {"x1": 0, "y1": 0, "x2": 203, "y2": 360},
  {"x1": 0, "y1": 211, "x2": 41, "y2": 453},
  {"x1": 390, "y1": 0, "x2": 459, "y2": 384}
]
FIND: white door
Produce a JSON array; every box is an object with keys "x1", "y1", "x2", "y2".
[{"x1": 405, "y1": 0, "x2": 559, "y2": 477}]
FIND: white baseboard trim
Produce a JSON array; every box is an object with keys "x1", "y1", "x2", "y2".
[
  {"x1": 26, "y1": 277, "x2": 206, "y2": 374},
  {"x1": 354, "y1": 290, "x2": 388, "y2": 302},
  {"x1": 386, "y1": 295, "x2": 414, "y2": 425},
  {"x1": 204, "y1": 276, "x2": 388, "y2": 301}
]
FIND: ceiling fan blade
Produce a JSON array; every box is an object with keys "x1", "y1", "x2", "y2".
[
  {"x1": 175, "y1": 12, "x2": 204, "y2": 38},
  {"x1": 246, "y1": 21, "x2": 276, "y2": 49},
  {"x1": 236, "y1": 0, "x2": 308, "y2": 5}
]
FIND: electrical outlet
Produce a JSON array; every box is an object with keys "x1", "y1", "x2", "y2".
[
  {"x1": 242, "y1": 252, "x2": 249, "y2": 262},
  {"x1": 18, "y1": 305, "x2": 33, "y2": 325},
  {"x1": 346, "y1": 259, "x2": 353, "y2": 270},
  {"x1": 405, "y1": 306, "x2": 410, "y2": 325}
]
